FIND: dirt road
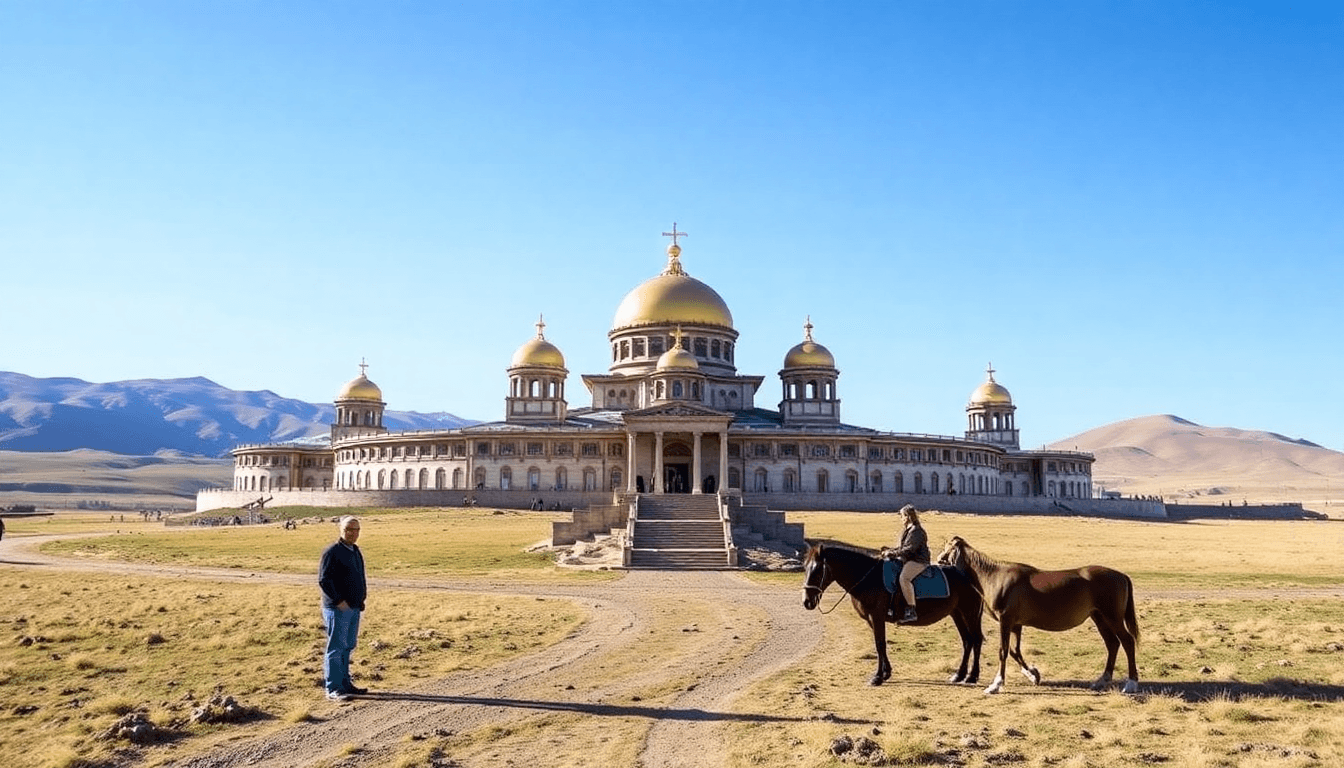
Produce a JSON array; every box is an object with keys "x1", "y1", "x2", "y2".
[{"x1": 4, "y1": 536, "x2": 823, "y2": 768}]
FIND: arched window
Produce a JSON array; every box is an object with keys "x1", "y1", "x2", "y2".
[
  {"x1": 931, "y1": 472, "x2": 940, "y2": 494},
  {"x1": 914, "y1": 472, "x2": 924, "y2": 494},
  {"x1": 555, "y1": 467, "x2": 567, "y2": 490},
  {"x1": 528, "y1": 467, "x2": 540, "y2": 491},
  {"x1": 500, "y1": 466, "x2": 512, "y2": 490},
  {"x1": 474, "y1": 467, "x2": 486, "y2": 488},
  {"x1": 584, "y1": 468, "x2": 597, "y2": 491},
  {"x1": 893, "y1": 471, "x2": 904, "y2": 493},
  {"x1": 610, "y1": 469, "x2": 622, "y2": 490},
  {"x1": 783, "y1": 469, "x2": 797, "y2": 492},
  {"x1": 378, "y1": 470, "x2": 386, "y2": 489},
  {"x1": 389, "y1": 471, "x2": 399, "y2": 490},
  {"x1": 1048, "y1": 480, "x2": 1057, "y2": 497},
  {"x1": 816, "y1": 470, "x2": 829, "y2": 493},
  {"x1": 869, "y1": 472, "x2": 883, "y2": 493},
  {"x1": 846, "y1": 471, "x2": 859, "y2": 492},
  {"x1": 419, "y1": 468, "x2": 429, "y2": 489},
  {"x1": 727, "y1": 467, "x2": 740, "y2": 489},
  {"x1": 754, "y1": 468, "x2": 769, "y2": 492}
]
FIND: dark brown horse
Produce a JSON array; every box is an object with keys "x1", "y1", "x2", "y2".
[
  {"x1": 801, "y1": 541, "x2": 983, "y2": 686},
  {"x1": 937, "y1": 535, "x2": 1140, "y2": 695}
]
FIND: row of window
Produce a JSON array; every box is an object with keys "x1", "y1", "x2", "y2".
[
  {"x1": 235, "y1": 455, "x2": 333, "y2": 468},
  {"x1": 734, "y1": 442, "x2": 999, "y2": 467},
  {"x1": 336, "y1": 466, "x2": 623, "y2": 492},
  {"x1": 612, "y1": 334, "x2": 735, "y2": 363}
]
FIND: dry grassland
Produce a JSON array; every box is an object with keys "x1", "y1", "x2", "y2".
[
  {"x1": 737, "y1": 512, "x2": 1344, "y2": 767},
  {"x1": 33, "y1": 507, "x2": 618, "y2": 583},
  {"x1": 2, "y1": 509, "x2": 1342, "y2": 768}
]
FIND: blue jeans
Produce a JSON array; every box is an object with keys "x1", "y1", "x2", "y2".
[{"x1": 322, "y1": 606, "x2": 361, "y2": 693}]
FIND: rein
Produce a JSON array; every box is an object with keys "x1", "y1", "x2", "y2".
[{"x1": 808, "y1": 555, "x2": 882, "y2": 615}]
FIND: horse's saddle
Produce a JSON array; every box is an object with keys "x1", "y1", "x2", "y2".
[{"x1": 882, "y1": 561, "x2": 951, "y2": 600}]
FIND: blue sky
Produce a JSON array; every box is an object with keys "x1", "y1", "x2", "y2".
[{"x1": 3, "y1": 1, "x2": 1341, "y2": 451}]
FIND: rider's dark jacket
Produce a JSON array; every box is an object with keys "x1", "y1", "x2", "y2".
[{"x1": 891, "y1": 525, "x2": 930, "y2": 564}]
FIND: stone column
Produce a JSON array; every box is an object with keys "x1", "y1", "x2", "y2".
[
  {"x1": 626, "y1": 432, "x2": 636, "y2": 492},
  {"x1": 719, "y1": 431, "x2": 728, "y2": 493},
  {"x1": 654, "y1": 431, "x2": 664, "y2": 494},
  {"x1": 691, "y1": 431, "x2": 702, "y2": 494}
]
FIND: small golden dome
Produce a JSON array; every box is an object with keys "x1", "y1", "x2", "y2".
[
  {"x1": 510, "y1": 316, "x2": 566, "y2": 369},
  {"x1": 970, "y1": 364, "x2": 1012, "y2": 405},
  {"x1": 657, "y1": 327, "x2": 700, "y2": 371},
  {"x1": 783, "y1": 317, "x2": 835, "y2": 368},
  {"x1": 657, "y1": 345, "x2": 700, "y2": 371},
  {"x1": 337, "y1": 362, "x2": 382, "y2": 401},
  {"x1": 611, "y1": 239, "x2": 733, "y2": 330}
]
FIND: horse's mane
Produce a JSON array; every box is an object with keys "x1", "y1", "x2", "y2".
[
  {"x1": 809, "y1": 539, "x2": 881, "y2": 559},
  {"x1": 948, "y1": 536, "x2": 1037, "y2": 574}
]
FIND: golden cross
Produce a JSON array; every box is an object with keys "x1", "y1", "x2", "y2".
[
  {"x1": 662, "y1": 222, "x2": 688, "y2": 246},
  {"x1": 359, "y1": 358, "x2": 368, "y2": 376}
]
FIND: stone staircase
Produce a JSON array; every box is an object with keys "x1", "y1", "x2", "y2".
[{"x1": 626, "y1": 494, "x2": 736, "y2": 569}]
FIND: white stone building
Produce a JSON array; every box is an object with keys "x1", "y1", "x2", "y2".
[{"x1": 208, "y1": 234, "x2": 1094, "y2": 511}]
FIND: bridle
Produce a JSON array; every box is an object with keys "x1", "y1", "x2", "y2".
[{"x1": 805, "y1": 550, "x2": 878, "y2": 615}]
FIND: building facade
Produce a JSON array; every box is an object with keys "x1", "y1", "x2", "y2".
[{"x1": 213, "y1": 234, "x2": 1094, "y2": 509}]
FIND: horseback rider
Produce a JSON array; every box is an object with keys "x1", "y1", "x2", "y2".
[{"x1": 884, "y1": 504, "x2": 930, "y2": 623}]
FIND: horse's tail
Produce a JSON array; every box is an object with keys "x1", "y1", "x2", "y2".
[{"x1": 1123, "y1": 575, "x2": 1140, "y2": 645}]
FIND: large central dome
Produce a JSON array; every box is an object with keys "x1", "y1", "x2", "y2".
[{"x1": 611, "y1": 243, "x2": 734, "y2": 330}]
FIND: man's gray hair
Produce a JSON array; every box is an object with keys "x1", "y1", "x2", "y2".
[{"x1": 339, "y1": 515, "x2": 360, "y2": 529}]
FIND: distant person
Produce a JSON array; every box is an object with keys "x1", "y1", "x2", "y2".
[
  {"x1": 318, "y1": 516, "x2": 368, "y2": 701},
  {"x1": 0, "y1": 517, "x2": 6, "y2": 541},
  {"x1": 883, "y1": 504, "x2": 930, "y2": 623}
]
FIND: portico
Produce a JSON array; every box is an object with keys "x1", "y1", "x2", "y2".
[{"x1": 623, "y1": 404, "x2": 733, "y2": 494}]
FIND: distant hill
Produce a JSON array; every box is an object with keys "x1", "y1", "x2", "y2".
[
  {"x1": 1049, "y1": 414, "x2": 1344, "y2": 507},
  {"x1": 0, "y1": 372, "x2": 476, "y2": 458}
]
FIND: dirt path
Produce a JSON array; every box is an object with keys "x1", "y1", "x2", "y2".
[{"x1": 3, "y1": 536, "x2": 822, "y2": 768}]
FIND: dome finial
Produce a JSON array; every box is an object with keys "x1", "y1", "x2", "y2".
[
  {"x1": 986, "y1": 362, "x2": 996, "y2": 382},
  {"x1": 359, "y1": 358, "x2": 368, "y2": 377},
  {"x1": 536, "y1": 314, "x2": 546, "y2": 340},
  {"x1": 661, "y1": 222, "x2": 688, "y2": 275},
  {"x1": 803, "y1": 315, "x2": 814, "y2": 343}
]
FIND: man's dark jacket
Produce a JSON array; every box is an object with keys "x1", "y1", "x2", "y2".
[{"x1": 318, "y1": 540, "x2": 366, "y2": 611}]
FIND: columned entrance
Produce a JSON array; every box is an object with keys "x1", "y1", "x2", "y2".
[{"x1": 621, "y1": 404, "x2": 734, "y2": 496}]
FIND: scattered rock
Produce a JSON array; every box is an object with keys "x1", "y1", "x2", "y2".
[
  {"x1": 146, "y1": 632, "x2": 167, "y2": 646},
  {"x1": 188, "y1": 694, "x2": 260, "y2": 725},
  {"x1": 829, "y1": 734, "x2": 888, "y2": 764},
  {"x1": 100, "y1": 711, "x2": 170, "y2": 744}
]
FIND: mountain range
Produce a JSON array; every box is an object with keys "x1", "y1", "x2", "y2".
[{"x1": 0, "y1": 372, "x2": 474, "y2": 457}]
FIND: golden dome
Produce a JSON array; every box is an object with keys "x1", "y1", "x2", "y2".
[
  {"x1": 611, "y1": 242, "x2": 733, "y2": 330},
  {"x1": 783, "y1": 317, "x2": 835, "y2": 368},
  {"x1": 656, "y1": 327, "x2": 701, "y2": 371},
  {"x1": 337, "y1": 362, "x2": 383, "y2": 401},
  {"x1": 510, "y1": 316, "x2": 566, "y2": 369},
  {"x1": 970, "y1": 364, "x2": 1012, "y2": 405}
]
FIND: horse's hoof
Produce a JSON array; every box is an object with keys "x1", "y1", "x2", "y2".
[
  {"x1": 1023, "y1": 667, "x2": 1041, "y2": 685},
  {"x1": 983, "y1": 683, "x2": 1001, "y2": 695},
  {"x1": 948, "y1": 674, "x2": 964, "y2": 684},
  {"x1": 1122, "y1": 679, "x2": 1139, "y2": 695},
  {"x1": 869, "y1": 677, "x2": 883, "y2": 687}
]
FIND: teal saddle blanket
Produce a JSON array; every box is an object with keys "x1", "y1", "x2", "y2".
[{"x1": 882, "y1": 561, "x2": 951, "y2": 600}]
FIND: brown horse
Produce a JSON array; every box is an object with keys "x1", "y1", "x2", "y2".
[
  {"x1": 802, "y1": 541, "x2": 983, "y2": 686},
  {"x1": 937, "y1": 535, "x2": 1140, "y2": 695}
]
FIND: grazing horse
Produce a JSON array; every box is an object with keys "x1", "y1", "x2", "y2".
[
  {"x1": 801, "y1": 541, "x2": 983, "y2": 687},
  {"x1": 937, "y1": 535, "x2": 1140, "y2": 695}
]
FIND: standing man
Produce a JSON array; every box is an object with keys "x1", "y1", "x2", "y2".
[{"x1": 319, "y1": 515, "x2": 367, "y2": 701}]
